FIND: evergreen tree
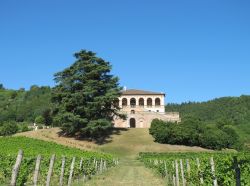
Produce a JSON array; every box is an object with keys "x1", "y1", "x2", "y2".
[
  {"x1": 52, "y1": 50, "x2": 125, "y2": 138},
  {"x1": 0, "y1": 84, "x2": 5, "y2": 90}
]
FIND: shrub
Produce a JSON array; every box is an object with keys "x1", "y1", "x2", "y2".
[
  {"x1": 149, "y1": 117, "x2": 240, "y2": 150},
  {"x1": 35, "y1": 116, "x2": 44, "y2": 124},
  {"x1": 221, "y1": 125, "x2": 239, "y2": 147},
  {"x1": 199, "y1": 127, "x2": 228, "y2": 150},
  {"x1": 0, "y1": 122, "x2": 19, "y2": 136},
  {"x1": 149, "y1": 119, "x2": 169, "y2": 143},
  {"x1": 42, "y1": 108, "x2": 53, "y2": 126},
  {"x1": 37, "y1": 124, "x2": 43, "y2": 129},
  {"x1": 19, "y1": 124, "x2": 31, "y2": 132}
]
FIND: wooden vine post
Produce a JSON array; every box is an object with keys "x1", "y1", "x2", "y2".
[
  {"x1": 104, "y1": 161, "x2": 107, "y2": 171},
  {"x1": 100, "y1": 158, "x2": 103, "y2": 174},
  {"x1": 79, "y1": 158, "x2": 83, "y2": 170},
  {"x1": 175, "y1": 160, "x2": 180, "y2": 186},
  {"x1": 164, "y1": 161, "x2": 169, "y2": 184},
  {"x1": 67, "y1": 157, "x2": 76, "y2": 186},
  {"x1": 180, "y1": 159, "x2": 186, "y2": 186},
  {"x1": 95, "y1": 160, "x2": 98, "y2": 174},
  {"x1": 233, "y1": 156, "x2": 241, "y2": 186},
  {"x1": 33, "y1": 155, "x2": 42, "y2": 186},
  {"x1": 10, "y1": 150, "x2": 23, "y2": 186},
  {"x1": 172, "y1": 161, "x2": 176, "y2": 186},
  {"x1": 59, "y1": 156, "x2": 66, "y2": 186},
  {"x1": 186, "y1": 159, "x2": 191, "y2": 182},
  {"x1": 210, "y1": 157, "x2": 218, "y2": 186},
  {"x1": 46, "y1": 154, "x2": 55, "y2": 186},
  {"x1": 196, "y1": 158, "x2": 204, "y2": 184}
]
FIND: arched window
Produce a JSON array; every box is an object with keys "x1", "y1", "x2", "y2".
[
  {"x1": 155, "y1": 98, "x2": 161, "y2": 106},
  {"x1": 113, "y1": 98, "x2": 119, "y2": 107},
  {"x1": 122, "y1": 98, "x2": 127, "y2": 106},
  {"x1": 147, "y1": 98, "x2": 152, "y2": 107},
  {"x1": 130, "y1": 98, "x2": 136, "y2": 107},
  {"x1": 139, "y1": 98, "x2": 144, "y2": 106}
]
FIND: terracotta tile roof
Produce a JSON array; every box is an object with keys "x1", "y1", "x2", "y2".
[{"x1": 121, "y1": 89, "x2": 165, "y2": 95}]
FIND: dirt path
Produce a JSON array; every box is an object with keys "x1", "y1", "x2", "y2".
[{"x1": 73, "y1": 158, "x2": 166, "y2": 186}]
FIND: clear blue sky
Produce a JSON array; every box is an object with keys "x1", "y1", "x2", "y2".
[{"x1": 0, "y1": 0, "x2": 249, "y2": 103}]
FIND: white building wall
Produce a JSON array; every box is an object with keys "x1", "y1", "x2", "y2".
[{"x1": 114, "y1": 93, "x2": 180, "y2": 128}]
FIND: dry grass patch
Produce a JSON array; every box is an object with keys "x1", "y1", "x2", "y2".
[{"x1": 16, "y1": 128, "x2": 210, "y2": 158}]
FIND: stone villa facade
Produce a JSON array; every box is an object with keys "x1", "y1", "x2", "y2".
[{"x1": 113, "y1": 89, "x2": 180, "y2": 128}]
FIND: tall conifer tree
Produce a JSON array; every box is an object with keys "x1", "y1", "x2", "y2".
[{"x1": 52, "y1": 50, "x2": 125, "y2": 138}]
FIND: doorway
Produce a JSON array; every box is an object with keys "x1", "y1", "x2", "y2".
[{"x1": 130, "y1": 118, "x2": 136, "y2": 128}]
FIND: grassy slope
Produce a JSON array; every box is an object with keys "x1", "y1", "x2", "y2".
[
  {"x1": 16, "y1": 128, "x2": 210, "y2": 158},
  {"x1": 16, "y1": 128, "x2": 210, "y2": 186},
  {"x1": 98, "y1": 128, "x2": 210, "y2": 158}
]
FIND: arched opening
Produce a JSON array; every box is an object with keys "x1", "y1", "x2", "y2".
[
  {"x1": 130, "y1": 98, "x2": 136, "y2": 107},
  {"x1": 122, "y1": 98, "x2": 127, "y2": 107},
  {"x1": 139, "y1": 98, "x2": 144, "y2": 106},
  {"x1": 131, "y1": 110, "x2": 135, "y2": 114},
  {"x1": 130, "y1": 118, "x2": 136, "y2": 128},
  {"x1": 147, "y1": 98, "x2": 152, "y2": 107},
  {"x1": 113, "y1": 98, "x2": 119, "y2": 107},
  {"x1": 155, "y1": 98, "x2": 161, "y2": 106}
]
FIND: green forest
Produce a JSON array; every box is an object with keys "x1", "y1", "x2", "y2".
[
  {"x1": 165, "y1": 96, "x2": 250, "y2": 147},
  {"x1": 0, "y1": 85, "x2": 52, "y2": 123},
  {"x1": 0, "y1": 84, "x2": 52, "y2": 135}
]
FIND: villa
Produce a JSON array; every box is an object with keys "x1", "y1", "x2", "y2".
[{"x1": 114, "y1": 89, "x2": 180, "y2": 128}]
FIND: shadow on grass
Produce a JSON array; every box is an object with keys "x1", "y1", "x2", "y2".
[
  {"x1": 94, "y1": 127, "x2": 129, "y2": 145},
  {"x1": 57, "y1": 127, "x2": 128, "y2": 145}
]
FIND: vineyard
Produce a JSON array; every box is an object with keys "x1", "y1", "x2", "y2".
[
  {"x1": 0, "y1": 137, "x2": 118, "y2": 186},
  {"x1": 139, "y1": 152, "x2": 250, "y2": 186}
]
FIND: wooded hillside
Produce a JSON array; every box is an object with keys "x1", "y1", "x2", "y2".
[
  {"x1": 165, "y1": 96, "x2": 250, "y2": 145},
  {"x1": 166, "y1": 96, "x2": 250, "y2": 123},
  {"x1": 0, "y1": 85, "x2": 51, "y2": 123}
]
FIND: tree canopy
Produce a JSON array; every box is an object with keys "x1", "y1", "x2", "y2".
[
  {"x1": 52, "y1": 50, "x2": 124, "y2": 138},
  {"x1": 164, "y1": 96, "x2": 250, "y2": 148},
  {"x1": 165, "y1": 95, "x2": 250, "y2": 124},
  {"x1": 0, "y1": 86, "x2": 52, "y2": 123},
  {"x1": 149, "y1": 118, "x2": 240, "y2": 150}
]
